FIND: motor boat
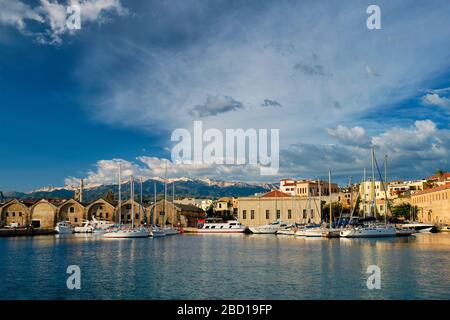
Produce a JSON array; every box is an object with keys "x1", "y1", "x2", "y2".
[
  {"x1": 249, "y1": 220, "x2": 288, "y2": 234},
  {"x1": 198, "y1": 219, "x2": 247, "y2": 233},
  {"x1": 400, "y1": 223, "x2": 438, "y2": 233},
  {"x1": 276, "y1": 224, "x2": 298, "y2": 235},
  {"x1": 91, "y1": 217, "x2": 115, "y2": 230},
  {"x1": 55, "y1": 221, "x2": 73, "y2": 234}
]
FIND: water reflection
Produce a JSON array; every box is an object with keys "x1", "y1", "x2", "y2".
[{"x1": 0, "y1": 233, "x2": 449, "y2": 299}]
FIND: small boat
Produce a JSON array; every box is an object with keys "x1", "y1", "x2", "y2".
[
  {"x1": 91, "y1": 217, "x2": 115, "y2": 230},
  {"x1": 55, "y1": 221, "x2": 73, "y2": 234},
  {"x1": 249, "y1": 220, "x2": 288, "y2": 234},
  {"x1": 103, "y1": 227, "x2": 149, "y2": 238},
  {"x1": 400, "y1": 223, "x2": 438, "y2": 233},
  {"x1": 198, "y1": 219, "x2": 247, "y2": 233},
  {"x1": 439, "y1": 225, "x2": 450, "y2": 232},
  {"x1": 74, "y1": 220, "x2": 94, "y2": 233}
]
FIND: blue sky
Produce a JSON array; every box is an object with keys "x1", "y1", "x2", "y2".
[{"x1": 0, "y1": 0, "x2": 449, "y2": 191}]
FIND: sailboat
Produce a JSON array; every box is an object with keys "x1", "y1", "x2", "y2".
[
  {"x1": 303, "y1": 178, "x2": 324, "y2": 237},
  {"x1": 340, "y1": 149, "x2": 396, "y2": 238},
  {"x1": 149, "y1": 177, "x2": 166, "y2": 237},
  {"x1": 104, "y1": 169, "x2": 149, "y2": 239}
]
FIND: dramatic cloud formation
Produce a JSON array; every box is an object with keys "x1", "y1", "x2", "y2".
[
  {"x1": 66, "y1": 120, "x2": 450, "y2": 186},
  {"x1": 189, "y1": 94, "x2": 244, "y2": 118},
  {"x1": 0, "y1": 0, "x2": 128, "y2": 44}
]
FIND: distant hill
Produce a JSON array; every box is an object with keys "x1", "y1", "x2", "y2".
[{"x1": 4, "y1": 178, "x2": 275, "y2": 202}]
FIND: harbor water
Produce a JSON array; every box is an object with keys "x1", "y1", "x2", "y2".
[{"x1": 0, "y1": 233, "x2": 449, "y2": 299}]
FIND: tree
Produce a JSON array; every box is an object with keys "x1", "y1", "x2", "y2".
[{"x1": 391, "y1": 203, "x2": 416, "y2": 220}]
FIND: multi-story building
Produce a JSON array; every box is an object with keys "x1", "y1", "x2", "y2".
[
  {"x1": 237, "y1": 189, "x2": 339, "y2": 227},
  {"x1": 426, "y1": 172, "x2": 450, "y2": 187},
  {"x1": 388, "y1": 180, "x2": 426, "y2": 198},
  {"x1": 280, "y1": 179, "x2": 339, "y2": 197},
  {"x1": 411, "y1": 182, "x2": 450, "y2": 224}
]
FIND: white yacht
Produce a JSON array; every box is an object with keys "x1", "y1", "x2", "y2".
[
  {"x1": 400, "y1": 223, "x2": 437, "y2": 233},
  {"x1": 103, "y1": 227, "x2": 149, "y2": 238},
  {"x1": 198, "y1": 219, "x2": 247, "y2": 233},
  {"x1": 249, "y1": 220, "x2": 288, "y2": 234},
  {"x1": 55, "y1": 221, "x2": 73, "y2": 234},
  {"x1": 91, "y1": 217, "x2": 115, "y2": 230}
]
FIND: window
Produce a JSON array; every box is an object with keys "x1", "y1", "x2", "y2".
[
  {"x1": 74, "y1": 218, "x2": 78, "y2": 223},
  {"x1": 99, "y1": 206, "x2": 103, "y2": 210},
  {"x1": 69, "y1": 207, "x2": 75, "y2": 213},
  {"x1": 135, "y1": 214, "x2": 139, "y2": 219},
  {"x1": 121, "y1": 214, "x2": 124, "y2": 220},
  {"x1": 242, "y1": 210, "x2": 247, "y2": 219},
  {"x1": 106, "y1": 213, "x2": 109, "y2": 219},
  {"x1": 12, "y1": 212, "x2": 15, "y2": 217},
  {"x1": 311, "y1": 209, "x2": 314, "y2": 216},
  {"x1": 19, "y1": 212, "x2": 22, "y2": 217},
  {"x1": 127, "y1": 215, "x2": 131, "y2": 220},
  {"x1": 303, "y1": 209, "x2": 307, "y2": 219},
  {"x1": 288, "y1": 209, "x2": 292, "y2": 219},
  {"x1": 276, "y1": 210, "x2": 280, "y2": 219},
  {"x1": 251, "y1": 210, "x2": 255, "y2": 219},
  {"x1": 266, "y1": 210, "x2": 270, "y2": 219}
]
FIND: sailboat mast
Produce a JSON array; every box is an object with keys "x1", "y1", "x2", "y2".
[
  {"x1": 172, "y1": 182, "x2": 175, "y2": 226},
  {"x1": 153, "y1": 180, "x2": 156, "y2": 226},
  {"x1": 118, "y1": 164, "x2": 122, "y2": 226},
  {"x1": 140, "y1": 177, "x2": 143, "y2": 224},
  {"x1": 349, "y1": 176, "x2": 353, "y2": 220},
  {"x1": 318, "y1": 179, "x2": 321, "y2": 223},
  {"x1": 131, "y1": 175, "x2": 134, "y2": 228},
  {"x1": 328, "y1": 170, "x2": 332, "y2": 229},
  {"x1": 371, "y1": 147, "x2": 376, "y2": 217},
  {"x1": 363, "y1": 168, "x2": 367, "y2": 218},
  {"x1": 384, "y1": 154, "x2": 388, "y2": 225}
]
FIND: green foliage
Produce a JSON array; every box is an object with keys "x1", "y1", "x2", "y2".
[{"x1": 391, "y1": 203, "x2": 416, "y2": 220}]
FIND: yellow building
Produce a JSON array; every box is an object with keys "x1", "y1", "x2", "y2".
[
  {"x1": 411, "y1": 182, "x2": 450, "y2": 224},
  {"x1": 30, "y1": 199, "x2": 59, "y2": 229},
  {"x1": 237, "y1": 190, "x2": 324, "y2": 227},
  {"x1": 0, "y1": 199, "x2": 31, "y2": 227},
  {"x1": 57, "y1": 199, "x2": 85, "y2": 226},
  {"x1": 85, "y1": 198, "x2": 116, "y2": 222},
  {"x1": 146, "y1": 200, "x2": 205, "y2": 227}
]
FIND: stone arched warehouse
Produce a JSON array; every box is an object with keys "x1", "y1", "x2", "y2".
[{"x1": 0, "y1": 198, "x2": 204, "y2": 229}]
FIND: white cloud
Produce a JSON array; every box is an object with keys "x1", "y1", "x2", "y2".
[
  {"x1": 0, "y1": 0, "x2": 128, "y2": 44},
  {"x1": 422, "y1": 92, "x2": 450, "y2": 108},
  {"x1": 326, "y1": 125, "x2": 370, "y2": 147},
  {"x1": 0, "y1": 0, "x2": 44, "y2": 31}
]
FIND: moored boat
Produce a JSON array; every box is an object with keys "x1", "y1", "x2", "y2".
[
  {"x1": 400, "y1": 223, "x2": 438, "y2": 233},
  {"x1": 340, "y1": 224, "x2": 396, "y2": 238},
  {"x1": 55, "y1": 221, "x2": 73, "y2": 234},
  {"x1": 198, "y1": 219, "x2": 247, "y2": 233},
  {"x1": 249, "y1": 220, "x2": 288, "y2": 234}
]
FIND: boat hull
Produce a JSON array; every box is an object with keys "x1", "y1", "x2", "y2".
[
  {"x1": 340, "y1": 227, "x2": 396, "y2": 238},
  {"x1": 197, "y1": 228, "x2": 246, "y2": 234},
  {"x1": 103, "y1": 230, "x2": 149, "y2": 238}
]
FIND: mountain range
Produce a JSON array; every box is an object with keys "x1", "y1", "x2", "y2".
[{"x1": 3, "y1": 178, "x2": 276, "y2": 202}]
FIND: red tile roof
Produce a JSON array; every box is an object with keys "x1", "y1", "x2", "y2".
[
  {"x1": 262, "y1": 190, "x2": 291, "y2": 198},
  {"x1": 427, "y1": 173, "x2": 450, "y2": 180},
  {"x1": 413, "y1": 182, "x2": 450, "y2": 196}
]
